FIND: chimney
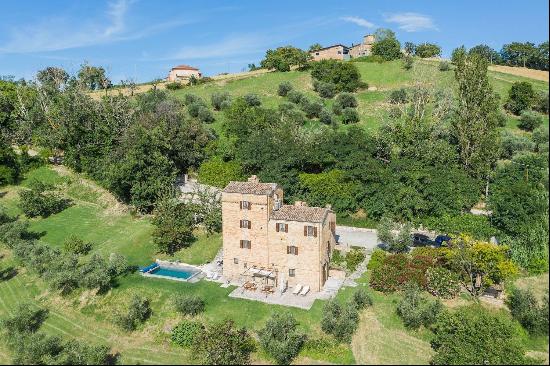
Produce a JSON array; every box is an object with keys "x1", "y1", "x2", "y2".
[
  {"x1": 248, "y1": 175, "x2": 259, "y2": 183},
  {"x1": 325, "y1": 204, "x2": 332, "y2": 210},
  {"x1": 294, "y1": 201, "x2": 308, "y2": 207}
]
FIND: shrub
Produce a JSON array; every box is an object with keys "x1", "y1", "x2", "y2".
[
  {"x1": 351, "y1": 288, "x2": 373, "y2": 309},
  {"x1": 518, "y1": 110, "x2": 543, "y2": 131},
  {"x1": 426, "y1": 267, "x2": 461, "y2": 299},
  {"x1": 372, "y1": 37, "x2": 402, "y2": 61},
  {"x1": 431, "y1": 305, "x2": 533, "y2": 365},
  {"x1": 321, "y1": 300, "x2": 359, "y2": 343},
  {"x1": 500, "y1": 130, "x2": 535, "y2": 159},
  {"x1": 197, "y1": 106, "x2": 215, "y2": 123},
  {"x1": 319, "y1": 108, "x2": 335, "y2": 125},
  {"x1": 341, "y1": 108, "x2": 359, "y2": 124},
  {"x1": 496, "y1": 110, "x2": 508, "y2": 127},
  {"x1": 211, "y1": 91, "x2": 231, "y2": 110},
  {"x1": 194, "y1": 320, "x2": 256, "y2": 365},
  {"x1": 187, "y1": 102, "x2": 202, "y2": 118},
  {"x1": 243, "y1": 93, "x2": 261, "y2": 107},
  {"x1": 367, "y1": 249, "x2": 386, "y2": 271},
  {"x1": 313, "y1": 80, "x2": 337, "y2": 99},
  {"x1": 397, "y1": 283, "x2": 443, "y2": 329},
  {"x1": 389, "y1": 88, "x2": 408, "y2": 104},
  {"x1": 310, "y1": 59, "x2": 362, "y2": 92},
  {"x1": 439, "y1": 61, "x2": 451, "y2": 71},
  {"x1": 402, "y1": 55, "x2": 414, "y2": 70},
  {"x1": 415, "y1": 43, "x2": 442, "y2": 58},
  {"x1": 63, "y1": 234, "x2": 92, "y2": 255},
  {"x1": 165, "y1": 82, "x2": 183, "y2": 90},
  {"x1": 505, "y1": 81, "x2": 535, "y2": 115},
  {"x1": 18, "y1": 181, "x2": 68, "y2": 218},
  {"x1": 370, "y1": 254, "x2": 435, "y2": 292},
  {"x1": 277, "y1": 82, "x2": 293, "y2": 97},
  {"x1": 345, "y1": 248, "x2": 365, "y2": 272},
  {"x1": 183, "y1": 93, "x2": 204, "y2": 106},
  {"x1": 1, "y1": 303, "x2": 48, "y2": 334},
  {"x1": 287, "y1": 90, "x2": 305, "y2": 104},
  {"x1": 219, "y1": 99, "x2": 232, "y2": 110},
  {"x1": 171, "y1": 320, "x2": 203, "y2": 347},
  {"x1": 114, "y1": 295, "x2": 152, "y2": 331},
  {"x1": 300, "y1": 98, "x2": 324, "y2": 118},
  {"x1": 334, "y1": 92, "x2": 358, "y2": 109},
  {"x1": 258, "y1": 312, "x2": 306, "y2": 365},
  {"x1": 532, "y1": 125, "x2": 549, "y2": 152},
  {"x1": 172, "y1": 294, "x2": 205, "y2": 316},
  {"x1": 506, "y1": 288, "x2": 549, "y2": 335},
  {"x1": 534, "y1": 91, "x2": 549, "y2": 114}
]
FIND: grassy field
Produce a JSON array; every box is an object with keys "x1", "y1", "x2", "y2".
[{"x1": 161, "y1": 59, "x2": 549, "y2": 136}]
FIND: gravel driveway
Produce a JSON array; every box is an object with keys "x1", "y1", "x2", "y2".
[{"x1": 335, "y1": 226, "x2": 379, "y2": 251}]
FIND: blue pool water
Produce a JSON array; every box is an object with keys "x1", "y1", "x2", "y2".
[{"x1": 149, "y1": 266, "x2": 197, "y2": 280}]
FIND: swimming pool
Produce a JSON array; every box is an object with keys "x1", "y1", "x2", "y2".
[{"x1": 140, "y1": 262, "x2": 201, "y2": 282}]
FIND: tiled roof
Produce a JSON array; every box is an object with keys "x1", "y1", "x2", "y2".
[
  {"x1": 270, "y1": 205, "x2": 329, "y2": 223},
  {"x1": 223, "y1": 181, "x2": 278, "y2": 195},
  {"x1": 172, "y1": 64, "x2": 199, "y2": 70},
  {"x1": 310, "y1": 44, "x2": 349, "y2": 53}
]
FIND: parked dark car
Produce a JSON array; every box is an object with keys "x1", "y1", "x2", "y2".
[
  {"x1": 411, "y1": 233, "x2": 435, "y2": 247},
  {"x1": 434, "y1": 235, "x2": 452, "y2": 247}
]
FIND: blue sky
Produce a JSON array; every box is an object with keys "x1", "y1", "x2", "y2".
[{"x1": 0, "y1": 0, "x2": 548, "y2": 83}]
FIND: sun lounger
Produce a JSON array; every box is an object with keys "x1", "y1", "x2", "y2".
[
  {"x1": 212, "y1": 273, "x2": 219, "y2": 280},
  {"x1": 206, "y1": 272, "x2": 213, "y2": 279},
  {"x1": 292, "y1": 284, "x2": 303, "y2": 295},
  {"x1": 299, "y1": 286, "x2": 310, "y2": 296}
]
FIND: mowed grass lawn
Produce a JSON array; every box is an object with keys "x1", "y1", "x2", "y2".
[{"x1": 168, "y1": 59, "x2": 549, "y2": 135}]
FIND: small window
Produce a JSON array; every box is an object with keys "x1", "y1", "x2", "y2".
[
  {"x1": 240, "y1": 219, "x2": 251, "y2": 229},
  {"x1": 315, "y1": 52, "x2": 319, "y2": 55},
  {"x1": 287, "y1": 246, "x2": 298, "y2": 255},
  {"x1": 276, "y1": 223, "x2": 288, "y2": 233},
  {"x1": 337, "y1": 51, "x2": 342, "y2": 54},
  {"x1": 234, "y1": 258, "x2": 239, "y2": 264},
  {"x1": 304, "y1": 225, "x2": 317, "y2": 237},
  {"x1": 244, "y1": 262, "x2": 248, "y2": 268},
  {"x1": 289, "y1": 269, "x2": 296, "y2": 277},
  {"x1": 240, "y1": 240, "x2": 252, "y2": 249},
  {"x1": 240, "y1": 201, "x2": 251, "y2": 210}
]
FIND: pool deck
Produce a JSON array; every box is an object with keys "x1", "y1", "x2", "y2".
[{"x1": 140, "y1": 260, "x2": 203, "y2": 283}]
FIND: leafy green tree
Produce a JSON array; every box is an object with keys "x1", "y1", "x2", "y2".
[
  {"x1": 277, "y1": 81, "x2": 293, "y2": 96},
  {"x1": 260, "y1": 46, "x2": 311, "y2": 71},
  {"x1": 414, "y1": 43, "x2": 441, "y2": 58},
  {"x1": 507, "y1": 288, "x2": 549, "y2": 335},
  {"x1": 115, "y1": 295, "x2": 152, "y2": 332},
  {"x1": 431, "y1": 305, "x2": 533, "y2": 365},
  {"x1": 450, "y1": 45, "x2": 467, "y2": 64},
  {"x1": 152, "y1": 197, "x2": 196, "y2": 254},
  {"x1": 18, "y1": 181, "x2": 69, "y2": 218},
  {"x1": 404, "y1": 41, "x2": 416, "y2": 55},
  {"x1": 211, "y1": 91, "x2": 231, "y2": 111},
  {"x1": 377, "y1": 216, "x2": 411, "y2": 253},
  {"x1": 298, "y1": 169, "x2": 360, "y2": 213},
  {"x1": 77, "y1": 63, "x2": 110, "y2": 90},
  {"x1": 310, "y1": 60, "x2": 362, "y2": 92},
  {"x1": 56, "y1": 340, "x2": 112, "y2": 365},
  {"x1": 320, "y1": 300, "x2": 359, "y2": 343},
  {"x1": 0, "y1": 139, "x2": 20, "y2": 186},
  {"x1": 374, "y1": 28, "x2": 396, "y2": 42},
  {"x1": 452, "y1": 52, "x2": 500, "y2": 179},
  {"x1": 308, "y1": 43, "x2": 323, "y2": 52},
  {"x1": 172, "y1": 294, "x2": 205, "y2": 316},
  {"x1": 36, "y1": 67, "x2": 69, "y2": 90},
  {"x1": 397, "y1": 283, "x2": 442, "y2": 329},
  {"x1": 171, "y1": 320, "x2": 204, "y2": 347},
  {"x1": 258, "y1": 312, "x2": 306, "y2": 365},
  {"x1": 469, "y1": 44, "x2": 502, "y2": 64},
  {"x1": 1, "y1": 303, "x2": 48, "y2": 334},
  {"x1": 518, "y1": 110, "x2": 544, "y2": 131},
  {"x1": 63, "y1": 234, "x2": 92, "y2": 255},
  {"x1": 198, "y1": 156, "x2": 244, "y2": 188},
  {"x1": 194, "y1": 320, "x2": 256, "y2": 365},
  {"x1": 501, "y1": 42, "x2": 538, "y2": 68},
  {"x1": 506, "y1": 81, "x2": 536, "y2": 115},
  {"x1": 372, "y1": 34, "x2": 401, "y2": 61}
]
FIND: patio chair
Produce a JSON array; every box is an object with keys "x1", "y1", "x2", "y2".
[
  {"x1": 292, "y1": 284, "x2": 303, "y2": 295},
  {"x1": 299, "y1": 286, "x2": 310, "y2": 296}
]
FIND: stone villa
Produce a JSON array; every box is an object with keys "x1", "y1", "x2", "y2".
[
  {"x1": 222, "y1": 176, "x2": 337, "y2": 293},
  {"x1": 310, "y1": 34, "x2": 375, "y2": 61},
  {"x1": 167, "y1": 64, "x2": 202, "y2": 82}
]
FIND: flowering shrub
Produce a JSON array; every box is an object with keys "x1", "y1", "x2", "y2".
[
  {"x1": 369, "y1": 253, "x2": 435, "y2": 292},
  {"x1": 426, "y1": 267, "x2": 461, "y2": 299}
]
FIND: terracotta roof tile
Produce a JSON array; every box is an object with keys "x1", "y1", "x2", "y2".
[
  {"x1": 270, "y1": 205, "x2": 329, "y2": 223},
  {"x1": 172, "y1": 64, "x2": 199, "y2": 71},
  {"x1": 223, "y1": 181, "x2": 278, "y2": 195}
]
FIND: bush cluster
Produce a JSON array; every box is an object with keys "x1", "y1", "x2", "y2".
[
  {"x1": 114, "y1": 295, "x2": 152, "y2": 332},
  {"x1": 211, "y1": 91, "x2": 231, "y2": 110},
  {"x1": 258, "y1": 312, "x2": 306, "y2": 365},
  {"x1": 313, "y1": 80, "x2": 336, "y2": 99},
  {"x1": 18, "y1": 181, "x2": 69, "y2": 218},
  {"x1": 171, "y1": 320, "x2": 203, "y2": 347},
  {"x1": 320, "y1": 300, "x2": 359, "y2": 343},
  {"x1": 310, "y1": 59, "x2": 364, "y2": 93},
  {"x1": 277, "y1": 82, "x2": 293, "y2": 97},
  {"x1": 505, "y1": 81, "x2": 535, "y2": 115},
  {"x1": 425, "y1": 267, "x2": 461, "y2": 299},
  {"x1": 389, "y1": 88, "x2": 408, "y2": 104},
  {"x1": 397, "y1": 283, "x2": 443, "y2": 329},
  {"x1": 369, "y1": 254, "x2": 435, "y2": 292},
  {"x1": 518, "y1": 110, "x2": 544, "y2": 131},
  {"x1": 172, "y1": 294, "x2": 205, "y2": 316},
  {"x1": 506, "y1": 288, "x2": 549, "y2": 335}
]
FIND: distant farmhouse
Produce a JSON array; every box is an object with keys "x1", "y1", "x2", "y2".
[
  {"x1": 222, "y1": 176, "x2": 337, "y2": 293},
  {"x1": 310, "y1": 34, "x2": 376, "y2": 61},
  {"x1": 167, "y1": 64, "x2": 202, "y2": 82}
]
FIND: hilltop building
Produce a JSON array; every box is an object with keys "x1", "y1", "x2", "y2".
[
  {"x1": 222, "y1": 176, "x2": 337, "y2": 293},
  {"x1": 310, "y1": 34, "x2": 375, "y2": 61},
  {"x1": 167, "y1": 64, "x2": 201, "y2": 82}
]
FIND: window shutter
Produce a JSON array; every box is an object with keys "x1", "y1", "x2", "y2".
[
  {"x1": 287, "y1": 246, "x2": 290, "y2": 254},
  {"x1": 240, "y1": 240, "x2": 243, "y2": 248},
  {"x1": 296, "y1": 247, "x2": 299, "y2": 255},
  {"x1": 285, "y1": 224, "x2": 288, "y2": 232},
  {"x1": 248, "y1": 203, "x2": 251, "y2": 210},
  {"x1": 239, "y1": 220, "x2": 242, "y2": 228},
  {"x1": 314, "y1": 227, "x2": 318, "y2": 237},
  {"x1": 248, "y1": 221, "x2": 251, "y2": 229},
  {"x1": 276, "y1": 224, "x2": 279, "y2": 232},
  {"x1": 304, "y1": 226, "x2": 307, "y2": 236},
  {"x1": 240, "y1": 201, "x2": 242, "y2": 209}
]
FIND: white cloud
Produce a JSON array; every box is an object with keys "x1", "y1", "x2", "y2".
[
  {"x1": 0, "y1": 0, "x2": 188, "y2": 54},
  {"x1": 340, "y1": 16, "x2": 376, "y2": 28},
  {"x1": 383, "y1": 12, "x2": 438, "y2": 32},
  {"x1": 154, "y1": 34, "x2": 267, "y2": 61}
]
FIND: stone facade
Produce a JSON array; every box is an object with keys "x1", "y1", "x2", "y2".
[
  {"x1": 310, "y1": 34, "x2": 375, "y2": 61},
  {"x1": 310, "y1": 45, "x2": 350, "y2": 61},
  {"x1": 222, "y1": 176, "x2": 336, "y2": 292},
  {"x1": 167, "y1": 65, "x2": 202, "y2": 82}
]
